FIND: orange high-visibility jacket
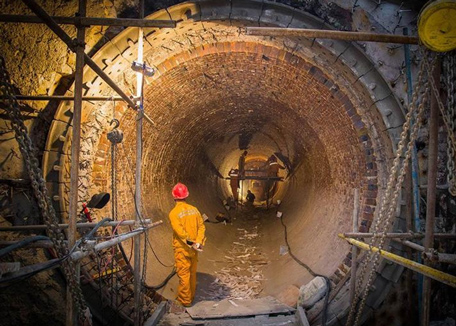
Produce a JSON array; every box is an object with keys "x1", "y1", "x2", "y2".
[{"x1": 169, "y1": 201, "x2": 206, "y2": 254}]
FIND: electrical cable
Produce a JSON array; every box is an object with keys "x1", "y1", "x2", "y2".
[
  {"x1": 280, "y1": 214, "x2": 331, "y2": 326},
  {"x1": 0, "y1": 235, "x2": 49, "y2": 258},
  {"x1": 143, "y1": 267, "x2": 177, "y2": 290}
]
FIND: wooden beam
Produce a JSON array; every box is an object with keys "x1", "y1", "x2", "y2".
[
  {"x1": 245, "y1": 27, "x2": 419, "y2": 44},
  {"x1": 0, "y1": 14, "x2": 176, "y2": 28}
]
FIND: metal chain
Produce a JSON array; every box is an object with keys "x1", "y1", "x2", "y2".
[
  {"x1": 445, "y1": 53, "x2": 456, "y2": 196},
  {"x1": 424, "y1": 50, "x2": 456, "y2": 155},
  {"x1": 346, "y1": 52, "x2": 430, "y2": 326},
  {"x1": 0, "y1": 57, "x2": 90, "y2": 324}
]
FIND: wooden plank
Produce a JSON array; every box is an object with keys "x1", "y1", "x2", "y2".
[
  {"x1": 144, "y1": 302, "x2": 168, "y2": 326},
  {"x1": 296, "y1": 306, "x2": 310, "y2": 326},
  {"x1": 186, "y1": 296, "x2": 294, "y2": 319}
]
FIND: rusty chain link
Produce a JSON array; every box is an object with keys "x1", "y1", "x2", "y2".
[
  {"x1": 444, "y1": 53, "x2": 456, "y2": 196},
  {"x1": 0, "y1": 56, "x2": 90, "y2": 325},
  {"x1": 346, "y1": 50, "x2": 431, "y2": 326}
]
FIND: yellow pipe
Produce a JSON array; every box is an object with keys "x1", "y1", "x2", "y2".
[{"x1": 338, "y1": 234, "x2": 456, "y2": 288}]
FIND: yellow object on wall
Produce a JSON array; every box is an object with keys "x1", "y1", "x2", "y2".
[{"x1": 418, "y1": 0, "x2": 456, "y2": 52}]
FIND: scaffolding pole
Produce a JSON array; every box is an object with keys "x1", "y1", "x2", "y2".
[
  {"x1": 3, "y1": 95, "x2": 126, "y2": 101},
  {"x1": 134, "y1": 1, "x2": 145, "y2": 324},
  {"x1": 0, "y1": 14, "x2": 176, "y2": 28},
  {"x1": 422, "y1": 59, "x2": 440, "y2": 326},
  {"x1": 349, "y1": 189, "x2": 359, "y2": 304},
  {"x1": 338, "y1": 235, "x2": 456, "y2": 288},
  {"x1": 245, "y1": 27, "x2": 419, "y2": 44}
]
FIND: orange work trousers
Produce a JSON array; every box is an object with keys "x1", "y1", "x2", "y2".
[{"x1": 174, "y1": 249, "x2": 198, "y2": 306}]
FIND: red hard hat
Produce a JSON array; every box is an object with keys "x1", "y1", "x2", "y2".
[{"x1": 172, "y1": 183, "x2": 189, "y2": 199}]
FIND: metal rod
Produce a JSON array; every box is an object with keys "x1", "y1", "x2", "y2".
[
  {"x1": 0, "y1": 14, "x2": 176, "y2": 28},
  {"x1": 134, "y1": 2, "x2": 144, "y2": 324},
  {"x1": 71, "y1": 222, "x2": 162, "y2": 261},
  {"x1": 404, "y1": 26, "x2": 423, "y2": 320},
  {"x1": 342, "y1": 232, "x2": 456, "y2": 239},
  {"x1": 338, "y1": 235, "x2": 456, "y2": 288},
  {"x1": 66, "y1": 0, "x2": 86, "y2": 323},
  {"x1": 245, "y1": 27, "x2": 419, "y2": 44},
  {"x1": 349, "y1": 189, "x2": 359, "y2": 304},
  {"x1": 0, "y1": 219, "x2": 152, "y2": 232},
  {"x1": 394, "y1": 240, "x2": 456, "y2": 265},
  {"x1": 0, "y1": 240, "x2": 57, "y2": 248},
  {"x1": 422, "y1": 59, "x2": 440, "y2": 326},
  {"x1": 5, "y1": 95, "x2": 126, "y2": 101}
]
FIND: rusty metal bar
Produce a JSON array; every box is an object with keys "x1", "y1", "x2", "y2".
[
  {"x1": 5, "y1": 95, "x2": 125, "y2": 101},
  {"x1": 342, "y1": 232, "x2": 456, "y2": 239},
  {"x1": 349, "y1": 189, "x2": 360, "y2": 304},
  {"x1": 422, "y1": 60, "x2": 440, "y2": 326},
  {"x1": 245, "y1": 27, "x2": 419, "y2": 44},
  {"x1": 339, "y1": 235, "x2": 456, "y2": 288},
  {"x1": 0, "y1": 219, "x2": 152, "y2": 232},
  {"x1": 0, "y1": 14, "x2": 176, "y2": 28},
  {"x1": 66, "y1": 0, "x2": 86, "y2": 323}
]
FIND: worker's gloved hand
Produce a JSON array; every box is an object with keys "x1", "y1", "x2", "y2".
[{"x1": 192, "y1": 243, "x2": 203, "y2": 252}]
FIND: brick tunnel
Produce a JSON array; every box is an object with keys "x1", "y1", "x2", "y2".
[{"x1": 35, "y1": 1, "x2": 411, "y2": 323}]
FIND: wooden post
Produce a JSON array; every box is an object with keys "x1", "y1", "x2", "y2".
[
  {"x1": 349, "y1": 189, "x2": 360, "y2": 304},
  {"x1": 422, "y1": 59, "x2": 440, "y2": 326},
  {"x1": 66, "y1": 0, "x2": 86, "y2": 325},
  {"x1": 134, "y1": 1, "x2": 145, "y2": 325}
]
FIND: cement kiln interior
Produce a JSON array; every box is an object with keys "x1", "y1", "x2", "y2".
[{"x1": 32, "y1": 1, "x2": 410, "y2": 323}]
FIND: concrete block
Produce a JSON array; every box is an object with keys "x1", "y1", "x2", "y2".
[
  {"x1": 298, "y1": 276, "x2": 328, "y2": 309},
  {"x1": 296, "y1": 306, "x2": 310, "y2": 326}
]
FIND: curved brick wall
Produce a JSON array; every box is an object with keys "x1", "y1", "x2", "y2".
[{"x1": 41, "y1": 1, "x2": 407, "y2": 323}]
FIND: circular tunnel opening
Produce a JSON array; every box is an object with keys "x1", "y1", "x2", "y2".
[{"x1": 44, "y1": 1, "x2": 403, "y2": 320}]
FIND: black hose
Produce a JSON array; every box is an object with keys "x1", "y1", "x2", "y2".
[
  {"x1": 144, "y1": 267, "x2": 177, "y2": 290},
  {"x1": 280, "y1": 215, "x2": 331, "y2": 326},
  {"x1": 0, "y1": 235, "x2": 50, "y2": 258}
]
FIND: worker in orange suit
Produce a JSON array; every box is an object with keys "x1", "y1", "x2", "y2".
[{"x1": 169, "y1": 183, "x2": 206, "y2": 307}]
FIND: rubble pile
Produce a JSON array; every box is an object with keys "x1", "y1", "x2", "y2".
[{"x1": 203, "y1": 219, "x2": 268, "y2": 300}]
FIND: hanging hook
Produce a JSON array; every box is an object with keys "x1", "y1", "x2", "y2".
[{"x1": 110, "y1": 118, "x2": 120, "y2": 130}]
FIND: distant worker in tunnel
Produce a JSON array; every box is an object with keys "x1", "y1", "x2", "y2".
[
  {"x1": 169, "y1": 183, "x2": 206, "y2": 307},
  {"x1": 246, "y1": 190, "x2": 256, "y2": 207},
  {"x1": 266, "y1": 155, "x2": 285, "y2": 208},
  {"x1": 238, "y1": 150, "x2": 248, "y2": 178},
  {"x1": 229, "y1": 168, "x2": 240, "y2": 203}
]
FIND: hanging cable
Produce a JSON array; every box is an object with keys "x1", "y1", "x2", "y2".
[{"x1": 280, "y1": 213, "x2": 331, "y2": 326}]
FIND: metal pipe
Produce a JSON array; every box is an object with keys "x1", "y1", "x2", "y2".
[
  {"x1": 404, "y1": 27, "x2": 423, "y2": 321},
  {"x1": 0, "y1": 14, "x2": 176, "y2": 28},
  {"x1": 349, "y1": 189, "x2": 360, "y2": 304},
  {"x1": 342, "y1": 232, "x2": 456, "y2": 239},
  {"x1": 5, "y1": 95, "x2": 126, "y2": 101},
  {"x1": 338, "y1": 234, "x2": 456, "y2": 288},
  {"x1": 134, "y1": 2, "x2": 145, "y2": 324},
  {"x1": 0, "y1": 219, "x2": 152, "y2": 232},
  {"x1": 394, "y1": 240, "x2": 456, "y2": 265},
  {"x1": 422, "y1": 59, "x2": 440, "y2": 326},
  {"x1": 71, "y1": 222, "x2": 162, "y2": 261},
  {"x1": 245, "y1": 27, "x2": 419, "y2": 44}
]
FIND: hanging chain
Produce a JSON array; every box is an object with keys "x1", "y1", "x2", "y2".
[
  {"x1": 0, "y1": 57, "x2": 90, "y2": 324},
  {"x1": 346, "y1": 51, "x2": 431, "y2": 326},
  {"x1": 445, "y1": 53, "x2": 456, "y2": 196},
  {"x1": 424, "y1": 51, "x2": 456, "y2": 155}
]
